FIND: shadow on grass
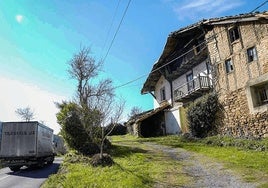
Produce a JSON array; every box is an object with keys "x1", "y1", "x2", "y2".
[
  {"x1": 110, "y1": 144, "x2": 148, "y2": 158},
  {"x1": 114, "y1": 161, "x2": 154, "y2": 186},
  {"x1": 108, "y1": 144, "x2": 154, "y2": 186}
]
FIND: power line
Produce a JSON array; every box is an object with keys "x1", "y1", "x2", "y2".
[
  {"x1": 113, "y1": 42, "x2": 207, "y2": 90},
  {"x1": 101, "y1": 0, "x2": 121, "y2": 58},
  {"x1": 116, "y1": 83, "x2": 144, "y2": 89},
  {"x1": 250, "y1": 0, "x2": 268, "y2": 13},
  {"x1": 112, "y1": 1, "x2": 268, "y2": 91},
  {"x1": 113, "y1": 74, "x2": 147, "y2": 90},
  {"x1": 103, "y1": 0, "x2": 132, "y2": 63}
]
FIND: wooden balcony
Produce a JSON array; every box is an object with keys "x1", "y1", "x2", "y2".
[{"x1": 174, "y1": 76, "x2": 212, "y2": 102}]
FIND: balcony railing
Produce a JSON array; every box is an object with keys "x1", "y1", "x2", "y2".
[{"x1": 174, "y1": 76, "x2": 212, "y2": 102}]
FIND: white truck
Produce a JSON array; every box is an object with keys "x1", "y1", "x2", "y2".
[
  {"x1": 0, "y1": 121, "x2": 55, "y2": 171},
  {"x1": 53, "y1": 134, "x2": 67, "y2": 155}
]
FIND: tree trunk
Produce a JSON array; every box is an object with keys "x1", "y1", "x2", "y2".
[{"x1": 100, "y1": 127, "x2": 104, "y2": 159}]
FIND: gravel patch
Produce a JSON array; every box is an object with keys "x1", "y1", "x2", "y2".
[{"x1": 145, "y1": 142, "x2": 258, "y2": 188}]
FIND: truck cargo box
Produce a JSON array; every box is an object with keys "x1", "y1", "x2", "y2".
[
  {"x1": 53, "y1": 134, "x2": 67, "y2": 155},
  {"x1": 0, "y1": 122, "x2": 2, "y2": 152},
  {"x1": 0, "y1": 121, "x2": 54, "y2": 158}
]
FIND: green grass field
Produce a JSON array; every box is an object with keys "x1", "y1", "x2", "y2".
[
  {"x1": 42, "y1": 135, "x2": 190, "y2": 188},
  {"x1": 42, "y1": 135, "x2": 268, "y2": 188}
]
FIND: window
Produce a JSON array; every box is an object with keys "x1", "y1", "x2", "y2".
[
  {"x1": 186, "y1": 73, "x2": 194, "y2": 92},
  {"x1": 160, "y1": 87, "x2": 166, "y2": 101},
  {"x1": 246, "y1": 75, "x2": 268, "y2": 113},
  {"x1": 229, "y1": 26, "x2": 240, "y2": 43},
  {"x1": 225, "y1": 59, "x2": 234, "y2": 73},
  {"x1": 257, "y1": 84, "x2": 268, "y2": 106},
  {"x1": 249, "y1": 83, "x2": 268, "y2": 108},
  {"x1": 247, "y1": 47, "x2": 257, "y2": 62}
]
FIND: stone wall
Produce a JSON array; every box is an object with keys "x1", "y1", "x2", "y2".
[
  {"x1": 206, "y1": 20, "x2": 268, "y2": 138},
  {"x1": 219, "y1": 88, "x2": 268, "y2": 138},
  {"x1": 133, "y1": 122, "x2": 140, "y2": 136},
  {"x1": 264, "y1": 61, "x2": 268, "y2": 73}
]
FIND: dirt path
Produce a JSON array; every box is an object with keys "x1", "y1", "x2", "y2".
[{"x1": 144, "y1": 142, "x2": 258, "y2": 188}]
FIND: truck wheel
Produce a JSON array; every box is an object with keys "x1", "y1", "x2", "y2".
[
  {"x1": 37, "y1": 162, "x2": 44, "y2": 168},
  {"x1": 47, "y1": 160, "x2": 53, "y2": 165},
  {"x1": 9, "y1": 166, "x2": 21, "y2": 172},
  {"x1": 47, "y1": 156, "x2": 54, "y2": 165}
]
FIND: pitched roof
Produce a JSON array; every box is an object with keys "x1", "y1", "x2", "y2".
[
  {"x1": 135, "y1": 102, "x2": 170, "y2": 123},
  {"x1": 126, "y1": 102, "x2": 170, "y2": 125},
  {"x1": 170, "y1": 12, "x2": 268, "y2": 36},
  {"x1": 141, "y1": 11, "x2": 268, "y2": 94}
]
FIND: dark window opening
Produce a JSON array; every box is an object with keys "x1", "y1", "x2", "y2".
[
  {"x1": 247, "y1": 47, "x2": 258, "y2": 62},
  {"x1": 160, "y1": 87, "x2": 166, "y2": 101},
  {"x1": 186, "y1": 73, "x2": 194, "y2": 92},
  {"x1": 250, "y1": 83, "x2": 268, "y2": 108},
  {"x1": 225, "y1": 59, "x2": 234, "y2": 73},
  {"x1": 257, "y1": 85, "x2": 268, "y2": 105},
  {"x1": 229, "y1": 27, "x2": 240, "y2": 43}
]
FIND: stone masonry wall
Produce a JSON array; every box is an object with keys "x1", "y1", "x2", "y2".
[
  {"x1": 219, "y1": 88, "x2": 268, "y2": 138},
  {"x1": 206, "y1": 21, "x2": 268, "y2": 138}
]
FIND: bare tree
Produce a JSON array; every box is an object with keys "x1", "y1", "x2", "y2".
[
  {"x1": 15, "y1": 107, "x2": 35, "y2": 121},
  {"x1": 68, "y1": 47, "x2": 103, "y2": 107},
  {"x1": 68, "y1": 46, "x2": 125, "y2": 160},
  {"x1": 128, "y1": 106, "x2": 143, "y2": 118},
  {"x1": 99, "y1": 98, "x2": 125, "y2": 158}
]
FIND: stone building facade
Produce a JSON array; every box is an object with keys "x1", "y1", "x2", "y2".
[
  {"x1": 205, "y1": 13, "x2": 268, "y2": 137},
  {"x1": 138, "y1": 12, "x2": 268, "y2": 138}
]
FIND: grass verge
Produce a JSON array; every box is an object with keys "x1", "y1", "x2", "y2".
[
  {"x1": 42, "y1": 135, "x2": 190, "y2": 188},
  {"x1": 42, "y1": 135, "x2": 267, "y2": 188}
]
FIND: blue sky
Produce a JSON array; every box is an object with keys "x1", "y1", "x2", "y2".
[{"x1": 0, "y1": 0, "x2": 267, "y2": 133}]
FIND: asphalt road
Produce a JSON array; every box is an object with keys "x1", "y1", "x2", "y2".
[{"x1": 0, "y1": 157, "x2": 62, "y2": 188}]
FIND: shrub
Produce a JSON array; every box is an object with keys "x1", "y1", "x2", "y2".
[
  {"x1": 187, "y1": 92, "x2": 220, "y2": 138},
  {"x1": 78, "y1": 142, "x2": 100, "y2": 156},
  {"x1": 90, "y1": 153, "x2": 114, "y2": 167},
  {"x1": 105, "y1": 123, "x2": 127, "y2": 135},
  {"x1": 56, "y1": 102, "x2": 100, "y2": 156},
  {"x1": 181, "y1": 132, "x2": 198, "y2": 142},
  {"x1": 64, "y1": 151, "x2": 91, "y2": 163}
]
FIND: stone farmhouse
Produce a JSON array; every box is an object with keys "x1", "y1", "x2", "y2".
[
  {"x1": 205, "y1": 12, "x2": 268, "y2": 138},
  {"x1": 129, "y1": 12, "x2": 268, "y2": 138}
]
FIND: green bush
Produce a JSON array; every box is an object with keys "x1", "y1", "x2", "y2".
[
  {"x1": 56, "y1": 102, "x2": 100, "y2": 155},
  {"x1": 187, "y1": 92, "x2": 220, "y2": 138},
  {"x1": 64, "y1": 151, "x2": 91, "y2": 164},
  {"x1": 90, "y1": 153, "x2": 114, "y2": 167},
  {"x1": 105, "y1": 123, "x2": 127, "y2": 135}
]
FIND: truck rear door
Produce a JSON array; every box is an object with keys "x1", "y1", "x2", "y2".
[{"x1": 0, "y1": 122, "x2": 37, "y2": 157}]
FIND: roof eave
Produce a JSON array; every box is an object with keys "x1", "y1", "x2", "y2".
[{"x1": 141, "y1": 11, "x2": 268, "y2": 94}]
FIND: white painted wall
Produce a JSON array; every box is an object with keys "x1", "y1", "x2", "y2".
[
  {"x1": 193, "y1": 60, "x2": 209, "y2": 77},
  {"x1": 164, "y1": 107, "x2": 181, "y2": 134},
  {"x1": 153, "y1": 75, "x2": 172, "y2": 109},
  {"x1": 173, "y1": 60, "x2": 210, "y2": 91},
  {"x1": 150, "y1": 60, "x2": 210, "y2": 135}
]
